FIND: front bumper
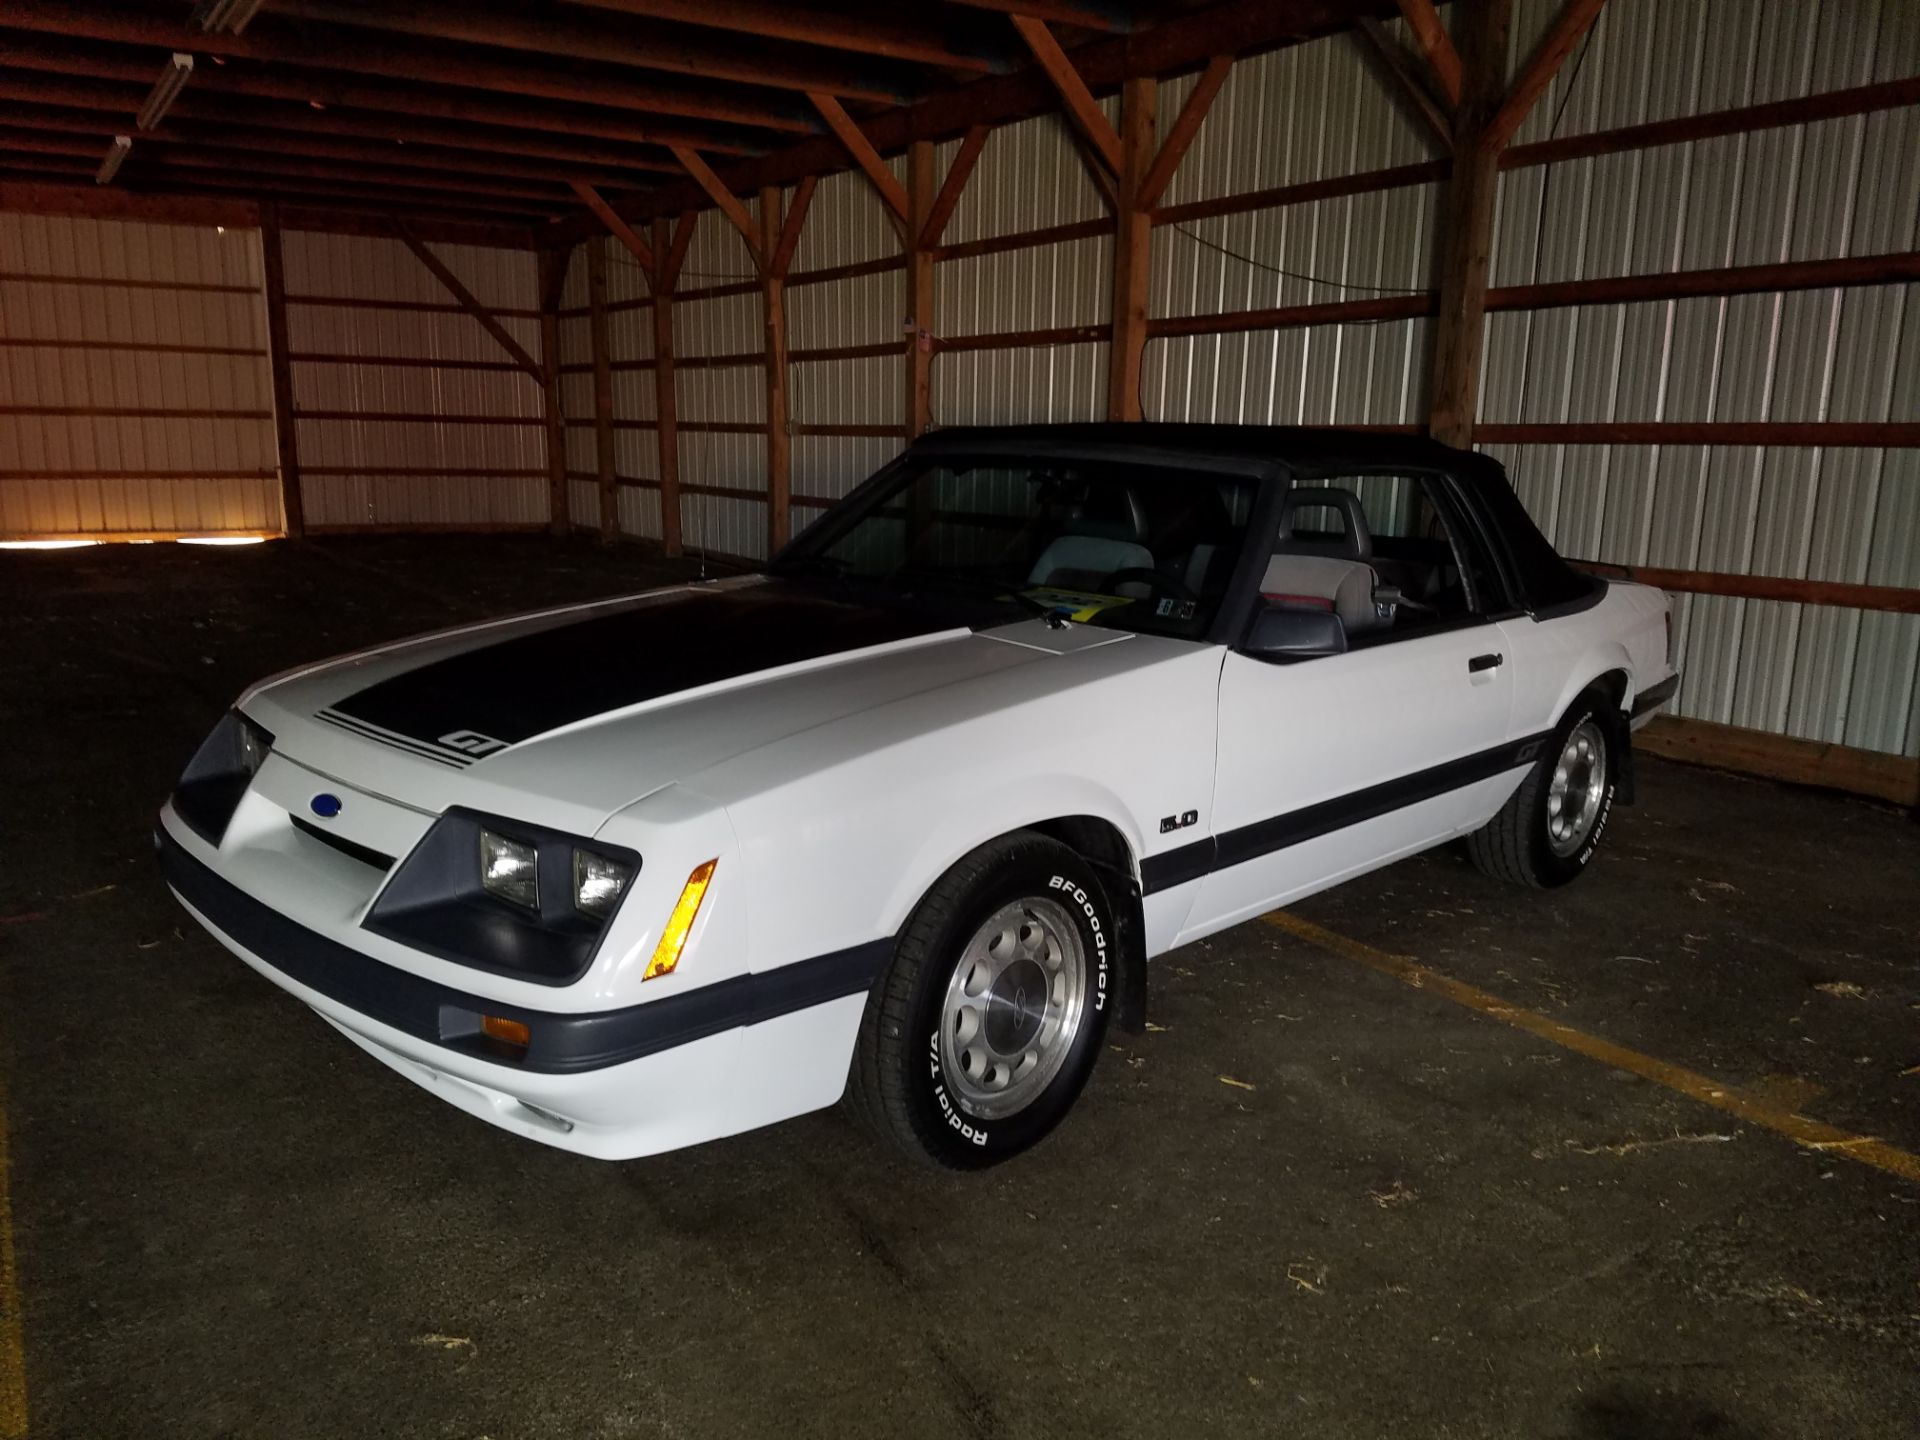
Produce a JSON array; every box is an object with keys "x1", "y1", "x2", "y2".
[{"x1": 157, "y1": 821, "x2": 886, "y2": 1159}]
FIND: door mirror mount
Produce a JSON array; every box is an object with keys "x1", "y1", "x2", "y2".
[{"x1": 1243, "y1": 604, "x2": 1348, "y2": 661}]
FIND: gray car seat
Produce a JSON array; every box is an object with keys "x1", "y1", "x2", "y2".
[
  {"x1": 1028, "y1": 483, "x2": 1154, "y2": 590},
  {"x1": 1262, "y1": 487, "x2": 1394, "y2": 636}
]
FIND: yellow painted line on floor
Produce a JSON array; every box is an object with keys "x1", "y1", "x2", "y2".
[
  {"x1": 1261, "y1": 910, "x2": 1920, "y2": 1187},
  {"x1": 0, "y1": 1078, "x2": 25, "y2": 1440}
]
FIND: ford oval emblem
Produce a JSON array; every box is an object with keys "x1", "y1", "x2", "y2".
[{"x1": 310, "y1": 793, "x2": 343, "y2": 819}]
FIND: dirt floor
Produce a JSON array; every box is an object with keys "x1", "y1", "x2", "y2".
[{"x1": 1, "y1": 536, "x2": 1916, "y2": 1440}]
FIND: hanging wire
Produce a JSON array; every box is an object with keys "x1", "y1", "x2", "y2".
[
  {"x1": 1166, "y1": 221, "x2": 1433, "y2": 296},
  {"x1": 1511, "y1": 17, "x2": 1603, "y2": 426}
]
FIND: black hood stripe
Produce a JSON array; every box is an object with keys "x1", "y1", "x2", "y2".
[{"x1": 325, "y1": 583, "x2": 955, "y2": 759}]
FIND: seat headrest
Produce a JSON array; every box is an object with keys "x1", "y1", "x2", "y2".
[{"x1": 1277, "y1": 486, "x2": 1372, "y2": 560}]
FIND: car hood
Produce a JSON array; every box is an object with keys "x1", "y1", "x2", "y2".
[{"x1": 241, "y1": 575, "x2": 1127, "y2": 831}]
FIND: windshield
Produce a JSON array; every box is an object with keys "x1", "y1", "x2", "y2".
[{"x1": 774, "y1": 455, "x2": 1259, "y2": 639}]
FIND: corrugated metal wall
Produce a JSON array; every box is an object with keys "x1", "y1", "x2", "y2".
[
  {"x1": 1481, "y1": 0, "x2": 1920, "y2": 756},
  {"x1": 0, "y1": 212, "x2": 281, "y2": 538},
  {"x1": 282, "y1": 231, "x2": 547, "y2": 530}
]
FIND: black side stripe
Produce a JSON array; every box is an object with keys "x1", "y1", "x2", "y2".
[
  {"x1": 1140, "y1": 731, "x2": 1554, "y2": 896},
  {"x1": 1631, "y1": 672, "x2": 1680, "y2": 718},
  {"x1": 158, "y1": 830, "x2": 892, "y2": 1075}
]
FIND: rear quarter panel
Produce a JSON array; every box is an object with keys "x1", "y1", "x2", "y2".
[{"x1": 1501, "y1": 581, "x2": 1672, "y2": 736}]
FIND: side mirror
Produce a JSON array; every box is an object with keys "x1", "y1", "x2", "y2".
[{"x1": 1244, "y1": 604, "x2": 1347, "y2": 660}]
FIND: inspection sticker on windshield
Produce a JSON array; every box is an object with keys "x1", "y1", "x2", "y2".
[{"x1": 1022, "y1": 588, "x2": 1134, "y2": 622}]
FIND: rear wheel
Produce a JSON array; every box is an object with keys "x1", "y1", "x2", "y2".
[
  {"x1": 1468, "y1": 695, "x2": 1617, "y2": 888},
  {"x1": 849, "y1": 833, "x2": 1115, "y2": 1168}
]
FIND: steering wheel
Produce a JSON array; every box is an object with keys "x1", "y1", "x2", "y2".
[{"x1": 1105, "y1": 567, "x2": 1199, "y2": 603}]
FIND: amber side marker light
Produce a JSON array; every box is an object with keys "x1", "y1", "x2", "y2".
[
  {"x1": 645, "y1": 859, "x2": 718, "y2": 981},
  {"x1": 481, "y1": 1015, "x2": 531, "y2": 1048}
]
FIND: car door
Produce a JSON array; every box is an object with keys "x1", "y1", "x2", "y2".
[{"x1": 1177, "y1": 470, "x2": 1522, "y2": 943}]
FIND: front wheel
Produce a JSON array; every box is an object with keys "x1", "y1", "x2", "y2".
[
  {"x1": 848, "y1": 832, "x2": 1115, "y2": 1168},
  {"x1": 1467, "y1": 696, "x2": 1618, "y2": 888}
]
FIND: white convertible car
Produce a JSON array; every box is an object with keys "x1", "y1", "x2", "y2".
[{"x1": 160, "y1": 424, "x2": 1678, "y2": 1168}]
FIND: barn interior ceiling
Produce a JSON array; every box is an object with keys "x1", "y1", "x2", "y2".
[{"x1": 0, "y1": 0, "x2": 1388, "y2": 243}]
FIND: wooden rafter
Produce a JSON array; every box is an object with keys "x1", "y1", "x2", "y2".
[
  {"x1": 1010, "y1": 14, "x2": 1124, "y2": 176},
  {"x1": 759, "y1": 185, "x2": 793, "y2": 554},
  {"x1": 564, "y1": 0, "x2": 1006, "y2": 73},
  {"x1": 948, "y1": 0, "x2": 1131, "y2": 31},
  {"x1": 4, "y1": 1, "x2": 817, "y2": 135},
  {"x1": 396, "y1": 225, "x2": 545, "y2": 381},
  {"x1": 921, "y1": 124, "x2": 990, "y2": 249},
  {"x1": 808, "y1": 93, "x2": 910, "y2": 224},
  {"x1": 271, "y1": 0, "x2": 906, "y2": 105},
  {"x1": 1394, "y1": 0, "x2": 1463, "y2": 107},
  {"x1": 1135, "y1": 54, "x2": 1232, "y2": 211},
  {"x1": 768, "y1": 175, "x2": 817, "y2": 278},
  {"x1": 659, "y1": 211, "x2": 699, "y2": 291},
  {"x1": 571, "y1": 181, "x2": 656, "y2": 280},
  {"x1": 1356, "y1": 19, "x2": 1453, "y2": 148},
  {"x1": 670, "y1": 145, "x2": 765, "y2": 267},
  {"x1": 1106, "y1": 76, "x2": 1155, "y2": 420},
  {"x1": 1488, "y1": 0, "x2": 1609, "y2": 150},
  {"x1": 1065, "y1": 123, "x2": 1120, "y2": 215}
]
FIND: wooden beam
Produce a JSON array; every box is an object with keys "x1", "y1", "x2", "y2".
[
  {"x1": 1476, "y1": 422, "x2": 1920, "y2": 448},
  {"x1": 1135, "y1": 54, "x2": 1232, "y2": 212},
  {"x1": 671, "y1": 145, "x2": 764, "y2": 267},
  {"x1": 1634, "y1": 715, "x2": 1920, "y2": 810},
  {"x1": 761, "y1": 186, "x2": 792, "y2": 554},
  {"x1": 587, "y1": 236, "x2": 618, "y2": 540},
  {"x1": 946, "y1": 0, "x2": 1130, "y2": 31},
  {"x1": 538, "y1": 248, "x2": 571, "y2": 537},
  {"x1": 396, "y1": 227, "x2": 546, "y2": 380},
  {"x1": 571, "y1": 182, "x2": 656, "y2": 278},
  {"x1": 0, "y1": 32, "x2": 770, "y2": 157},
  {"x1": 273, "y1": 0, "x2": 906, "y2": 104},
  {"x1": 660, "y1": 211, "x2": 699, "y2": 291},
  {"x1": 807, "y1": 93, "x2": 911, "y2": 224},
  {"x1": 1488, "y1": 0, "x2": 1609, "y2": 150},
  {"x1": 769, "y1": 175, "x2": 817, "y2": 279},
  {"x1": 651, "y1": 215, "x2": 683, "y2": 557},
  {"x1": 258, "y1": 206, "x2": 303, "y2": 539},
  {"x1": 1426, "y1": 0, "x2": 1512, "y2": 449},
  {"x1": 1487, "y1": 251, "x2": 1920, "y2": 313},
  {"x1": 1065, "y1": 123, "x2": 1120, "y2": 216},
  {"x1": 1394, "y1": 0, "x2": 1463, "y2": 107},
  {"x1": 3, "y1": 0, "x2": 819, "y2": 134},
  {"x1": 566, "y1": 0, "x2": 1004, "y2": 72},
  {"x1": 1356, "y1": 19, "x2": 1453, "y2": 149},
  {"x1": 906, "y1": 139, "x2": 936, "y2": 439},
  {"x1": 1010, "y1": 14, "x2": 1124, "y2": 177},
  {"x1": 1571, "y1": 561, "x2": 1920, "y2": 616},
  {"x1": 1107, "y1": 76, "x2": 1155, "y2": 421},
  {"x1": 921, "y1": 124, "x2": 990, "y2": 249}
]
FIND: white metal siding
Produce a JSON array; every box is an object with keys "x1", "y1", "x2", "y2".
[
  {"x1": 283, "y1": 231, "x2": 546, "y2": 530},
  {"x1": 0, "y1": 212, "x2": 280, "y2": 537}
]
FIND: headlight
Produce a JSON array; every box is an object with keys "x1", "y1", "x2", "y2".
[
  {"x1": 365, "y1": 808, "x2": 641, "y2": 985},
  {"x1": 573, "y1": 849, "x2": 634, "y2": 919},
  {"x1": 479, "y1": 829, "x2": 539, "y2": 910},
  {"x1": 171, "y1": 709, "x2": 275, "y2": 844}
]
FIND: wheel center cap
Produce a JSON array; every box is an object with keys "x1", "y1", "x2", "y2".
[{"x1": 985, "y1": 958, "x2": 1049, "y2": 1052}]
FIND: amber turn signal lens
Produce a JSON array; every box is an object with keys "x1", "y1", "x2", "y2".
[
  {"x1": 645, "y1": 859, "x2": 718, "y2": 981},
  {"x1": 480, "y1": 1014, "x2": 531, "y2": 1048}
]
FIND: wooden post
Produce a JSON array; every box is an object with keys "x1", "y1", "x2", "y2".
[
  {"x1": 760, "y1": 185, "x2": 791, "y2": 554},
  {"x1": 1428, "y1": 0, "x2": 1515, "y2": 448},
  {"x1": 1107, "y1": 76, "x2": 1156, "y2": 421},
  {"x1": 586, "y1": 234, "x2": 617, "y2": 539},
  {"x1": 258, "y1": 204, "x2": 304, "y2": 537},
  {"x1": 905, "y1": 139, "x2": 935, "y2": 438},
  {"x1": 537, "y1": 246, "x2": 571, "y2": 537},
  {"x1": 651, "y1": 215, "x2": 683, "y2": 557}
]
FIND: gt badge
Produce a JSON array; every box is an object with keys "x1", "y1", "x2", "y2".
[
  {"x1": 438, "y1": 729, "x2": 508, "y2": 756},
  {"x1": 1159, "y1": 809, "x2": 1199, "y2": 834}
]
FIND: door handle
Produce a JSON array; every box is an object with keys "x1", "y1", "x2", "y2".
[{"x1": 1468, "y1": 652, "x2": 1504, "y2": 673}]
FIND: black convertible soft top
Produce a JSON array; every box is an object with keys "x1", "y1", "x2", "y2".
[{"x1": 912, "y1": 422, "x2": 1596, "y2": 614}]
